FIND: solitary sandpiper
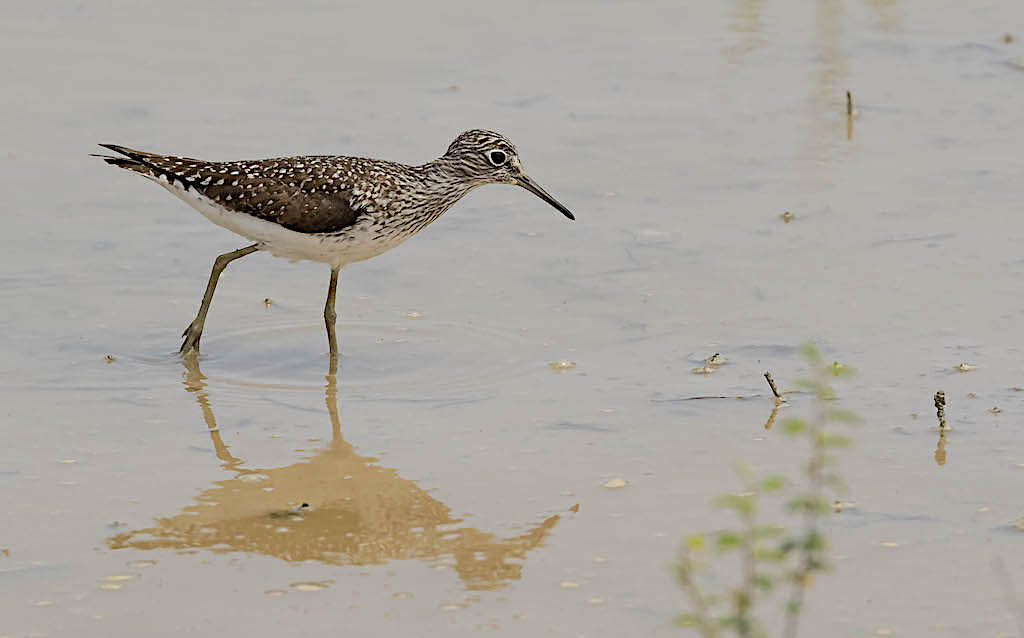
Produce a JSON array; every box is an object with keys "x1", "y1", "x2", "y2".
[{"x1": 95, "y1": 130, "x2": 574, "y2": 359}]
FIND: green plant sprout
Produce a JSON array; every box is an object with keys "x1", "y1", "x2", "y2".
[{"x1": 675, "y1": 343, "x2": 858, "y2": 638}]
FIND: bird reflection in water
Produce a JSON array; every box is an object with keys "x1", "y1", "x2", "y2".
[{"x1": 107, "y1": 355, "x2": 560, "y2": 591}]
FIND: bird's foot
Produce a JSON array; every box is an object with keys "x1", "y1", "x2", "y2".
[{"x1": 180, "y1": 320, "x2": 202, "y2": 355}]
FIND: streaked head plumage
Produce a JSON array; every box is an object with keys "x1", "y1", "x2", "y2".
[{"x1": 440, "y1": 129, "x2": 574, "y2": 220}]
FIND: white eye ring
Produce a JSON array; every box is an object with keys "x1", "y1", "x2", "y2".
[{"x1": 487, "y1": 150, "x2": 507, "y2": 167}]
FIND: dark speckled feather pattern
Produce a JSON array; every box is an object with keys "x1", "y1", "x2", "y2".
[{"x1": 97, "y1": 144, "x2": 422, "y2": 234}]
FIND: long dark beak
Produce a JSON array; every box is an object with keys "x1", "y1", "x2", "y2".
[{"x1": 516, "y1": 175, "x2": 575, "y2": 221}]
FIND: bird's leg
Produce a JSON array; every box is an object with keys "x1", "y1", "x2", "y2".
[
  {"x1": 324, "y1": 266, "x2": 340, "y2": 365},
  {"x1": 180, "y1": 244, "x2": 260, "y2": 355}
]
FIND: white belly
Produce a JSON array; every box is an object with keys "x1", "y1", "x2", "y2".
[{"x1": 155, "y1": 176, "x2": 409, "y2": 267}]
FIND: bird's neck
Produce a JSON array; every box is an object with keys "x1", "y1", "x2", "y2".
[{"x1": 414, "y1": 157, "x2": 480, "y2": 201}]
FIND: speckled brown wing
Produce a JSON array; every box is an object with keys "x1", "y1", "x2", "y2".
[{"x1": 96, "y1": 145, "x2": 361, "y2": 234}]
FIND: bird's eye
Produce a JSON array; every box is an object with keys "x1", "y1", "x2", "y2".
[{"x1": 487, "y1": 150, "x2": 507, "y2": 167}]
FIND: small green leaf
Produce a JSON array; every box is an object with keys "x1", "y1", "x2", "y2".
[
  {"x1": 787, "y1": 495, "x2": 831, "y2": 515},
  {"x1": 754, "y1": 573, "x2": 775, "y2": 592},
  {"x1": 753, "y1": 524, "x2": 786, "y2": 538},
  {"x1": 716, "y1": 531, "x2": 742, "y2": 551},
  {"x1": 829, "y1": 361, "x2": 856, "y2": 377},
  {"x1": 819, "y1": 433, "x2": 854, "y2": 448},
  {"x1": 760, "y1": 475, "x2": 786, "y2": 492},
  {"x1": 828, "y1": 408, "x2": 861, "y2": 424},
  {"x1": 800, "y1": 342, "x2": 822, "y2": 363},
  {"x1": 673, "y1": 613, "x2": 701, "y2": 627},
  {"x1": 781, "y1": 418, "x2": 807, "y2": 436},
  {"x1": 715, "y1": 493, "x2": 756, "y2": 515},
  {"x1": 753, "y1": 546, "x2": 785, "y2": 562},
  {"x1": 686, "y1": 534, "x2": 706, "y2": 552}
]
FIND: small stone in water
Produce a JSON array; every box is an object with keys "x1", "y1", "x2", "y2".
[
  {"x1": 955, "y1": 362, "x2": 976, "y2": 372},
  {"x1": 781, "y1": 211, "x2": 794, "y2": 223},
  {"x1": 603, "y1": 478, "x2": 628, "y2": 489},
  {"x1": 548, "y1": 360, "x2": 576, "y2": 372},
  {"x1": 263, "y1": 298, "x2": 273, "y2": 307},
  {"x1": 104, "y1": 354, "x2": 116, "y2": 364},
  {"x1": 990, "y1": 406, "x2": 1002, "y2": 415}
]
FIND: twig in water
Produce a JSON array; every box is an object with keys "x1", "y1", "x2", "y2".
[
  {"x1": 845, "y1": 91, "x2": 854, "y2": 140},
  {"x1": 934, "y1": 391, "x2": 947, "y2": 430},
  {"x1": 764, "y1": 372, "x2": 782, "y2": 399}
]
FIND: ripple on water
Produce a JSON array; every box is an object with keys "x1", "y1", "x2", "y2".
[{"x1": 186, "y1": 319, "x2": 534, "y2": 400}]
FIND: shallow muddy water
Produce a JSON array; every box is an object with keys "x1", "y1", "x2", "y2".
[{"x1": 2, "y1": 1, "x2": 1024, "y2": 636}]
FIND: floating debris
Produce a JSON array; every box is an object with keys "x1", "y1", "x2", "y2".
[
  {"x1": 58, "y1": 459, "x2": 77, "y2": 465},
  {"x1": 102, "y1": 574, "x2": 137, "y2": 582},
  {"x1": 290, "y1": 581, "x2": 331, "y2": 592},
  {"x1": 592, "y1": 556, "x2": 608, "y2": 564},
  {"x1": 439, "y1": 602, "x2": 466, "y2": 611},
  {"x1": 954, "y1": 362, "x2": 976, "y2": 373},
  {"x1": 406, "y1": 311, "x2": 423, "y2": 319},
  {"x1": 263, "y1": 298, "x2": 273, "y2": 308},
  {"x1": 990, "y1": 406, "x2": 1003, "y2": 415},
  {"x1": 128, "y1": 560, "x2": 157, "y2": 568},
  {"x1": 568, "y1": 504, "x2": 580, "y2": 513},
  {"x1": 103, "y1": 354, "x2": 116, "y2": 364},
  {"x1": 781, "y1": 211, "x2": 794, "y2": 223},
  {"x1": 587, "y1": 597, "x2": 605, "y2": 606},
  {"x1": 1005, "y1": 32, "x2": 1015, "y2": 44},
  {"x1": 392, "y1": 592, "x2": 414, "y2": 600},
  {"x1": 1014, "y1": 519, "x2": 1024, "y2": 532},
  {"x1": 880, "y1": 541, "x2": 902, "y2": 549},
  {"x1": 548, "y1": 360, "x2": 576, "y2": 372},
  {"x1": 966, "y1": 392, "x2": 977, "y2": 399},
  {"x1": 98, "y1": 583, "x2": 122, "y2": 591},
  {"x1": 32, "y1": 600, "x2": 54, "y2": 607},
  {"x1": 559, "y1": 581, "x2": 580, "y2": 590},
  {"x1": 603, "y1": 478, "x2": 628, "y2": 489},
  {"x1": 265, "y1": 589, "x2": 287, "y2": 596},
  {"x1": 690, "y1": 365, "x2": 714, "y2": 375},
  {"x1": 833, "y1": 501, "x2": 857, "y2": 513},
  {"x1": 705, "y1": 353, "x2": 724, "y2": 367}
]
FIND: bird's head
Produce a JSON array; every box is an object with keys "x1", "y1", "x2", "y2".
[{"x1": 441, "y1": 129, "x2": 574, "y2": 220}]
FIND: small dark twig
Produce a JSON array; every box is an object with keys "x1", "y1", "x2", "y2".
[
  {"x1": 846, "y1": 91, "x2": 853, "y2": 117},
  {"x1": 934, "y1": 391, "x2": 947, "y2": 430},
  {"x1": 764, "y1": 372, "x2": 782, "y2": 399}
]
